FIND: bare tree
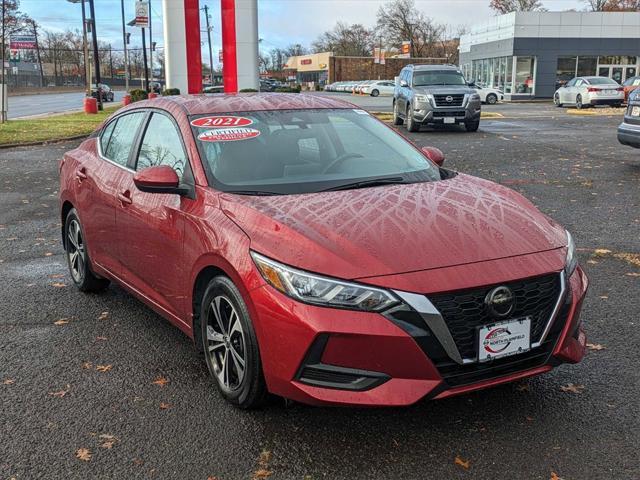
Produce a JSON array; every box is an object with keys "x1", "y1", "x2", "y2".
[
  {"x1": 603, "y1": 0, "x2": 640, "y2": 9},
  {"x1": 312, "y1": 21, "x2": 375, "y2": 57},
  {"x1": 489, "y1": 0, "x2": 546, "y2": 14},
  {"x1": 582, "y1": 0, "x2": 610, "y2": 10}
]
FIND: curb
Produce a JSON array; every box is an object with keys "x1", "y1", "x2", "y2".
[{"x1": 0, "y1": 134, "x2": 88, "y2": 150}]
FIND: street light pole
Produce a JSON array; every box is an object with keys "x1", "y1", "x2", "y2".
[
  {"x1": 120, "y1": 0, "x2": 129, "y2": 92},
  {"x1": 1, "y1": 0, "x2": 7, "y2": 123},
  {"x1": 31, "y1": 20, "x2": 44, "y2": 87},
  {"x1": 148, "y1": 0, "x2": 153, "y2": 82},
  {"x1": 87, "y1": 0, "x2": 102, "y2": 110},
  {"x1": 203, "y1": 4, "x2": 214, "y2": 82}
]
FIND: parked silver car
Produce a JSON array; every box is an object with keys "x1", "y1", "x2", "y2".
[{"x1": 554, "y1": 76, "x2": 624, "y2": 109}]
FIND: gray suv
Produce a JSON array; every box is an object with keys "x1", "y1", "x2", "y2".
[{"x1": 393, "y1": 64, "x2": 481, "y2": 132}]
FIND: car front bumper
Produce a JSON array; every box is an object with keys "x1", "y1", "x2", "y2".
[
  {"x1": 618, "y1": 119, "x2": 640, "y2": 148},
  {"x1": 412, "y1": 105, "x2": 481, "y2": 126},
  {"x1": 248, "y1": 259, "x2": 588, "y2": 407}
]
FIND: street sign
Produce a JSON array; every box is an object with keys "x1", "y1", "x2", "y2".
[
  {"x1": 374, "y1": 47, "x2": 381, "y2": 64},
  {"x1": 380, "y1": 49, "x2": 386, "y2": 65},
  {"x1": 10, "y1": 35, "x2": 36, "y2": 49},
  {"x1": 399, "y1": 41, "x2": 411, "y2": 59},
  {"x1": 9, "y1": 50, "x2": 20, "y2": 63},
  {"x1": 135, "y1": 1, "x2": 150, "y2": 28}
]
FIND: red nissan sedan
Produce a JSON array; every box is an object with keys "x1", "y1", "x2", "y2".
[{"x1": 59, "y1": 94, "x2": 588, "y2": 408}]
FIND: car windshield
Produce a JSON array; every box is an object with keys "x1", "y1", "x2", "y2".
[
  {"x1": 587, "y1": 77, "x2": 618, "y2": 85},
  {"x1": 192, "y1": 109, "x2": 442, "y2": 195},
  {"x1": 413, "y1": 70, "x2": 466, "y2": 86}
]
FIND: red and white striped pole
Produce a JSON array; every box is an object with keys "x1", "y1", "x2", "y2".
[{"x1": 162, "y1": 0, "x2": 259, "y2": 94}]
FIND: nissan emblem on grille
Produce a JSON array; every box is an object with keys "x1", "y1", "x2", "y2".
[
  {"x1": 446, "y1": 95, "x2": 453, "y2": 102},
  {"x1": 485, "y1": 286, "x2": 515, "y2": 318}
]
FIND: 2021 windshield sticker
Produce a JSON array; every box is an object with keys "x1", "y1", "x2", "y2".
[
  {"x1": 191, "y1": 116, "x2": 254, "y2": 128},
  {"x1": 198, "y1": 128, "x2": 261, "y2": 142}
]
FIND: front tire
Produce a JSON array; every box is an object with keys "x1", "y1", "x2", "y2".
[
  {"x1": 392, "y1": 101, "x2": 404, "y2": 125},
  {"x1": 406, "y1": 105, "x2": 419, "y2": 132},
  {"x1": 200, "y1": 276, "x2": 268, "y2": 409},
  {"x1": 486, "y1": 93, "x2": 498, "y2": 105},
  {"x1": 64, "y1": 208, "x2": 109, "y2": 292},
  {"x1": 465, "y1": 119, "x2": 480, "y2": 132},
  {"x1": 554, "y1": 93, "x2": 563, "y2": 107}
]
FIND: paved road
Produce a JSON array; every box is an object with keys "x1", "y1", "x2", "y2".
[
  {"x1": 1, "y1": 106, "x2": 639, "y2": 479},
  {"x1": 8, "y1": 90, "x2": 126, "y2": 119}
]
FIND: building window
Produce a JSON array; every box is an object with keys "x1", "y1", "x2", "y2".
[
  {"x1": 598, "y1": 56, "x2": 637, "y2": 66},
  {"x1": 514, "y1": 56, "x2": 535, "y2": 94},
  {"x1": 556, "y1": 56, "x2": 577, "y2": 90},
  {"x1": 577, "y1": 56, "x2": 598, "y2": 77}
]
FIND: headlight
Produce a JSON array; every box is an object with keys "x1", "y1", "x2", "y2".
[
  {"x1": 471, "y1": 93, "x2": 481, "y2": 101},
  {"x1": 251, "y1": 252, "x2": 399, "y2": 312},
  {"x1": 414, "y1": 94, "x2": 432, "y2": 105},
  {"x1": 565, "y1": 230, "x2": 578, "y2": 277}
]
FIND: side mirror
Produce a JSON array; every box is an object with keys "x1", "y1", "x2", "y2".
[
  {"x1": 400, "y1": 79, "x2": 409, "y2": 88},
  {"x1": 421, "y1": 146, "x2": 445, "y2": 167},
  {"x1": 134, "y1": 165, "x2": 187, "y2": 195},
  {"x1": 468, "y1": 82, "x2": 477, "y2": 88}
]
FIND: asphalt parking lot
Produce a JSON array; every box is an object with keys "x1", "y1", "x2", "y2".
[{"x1": 1, "y1": 103, "x2": 639, "y2": 480}]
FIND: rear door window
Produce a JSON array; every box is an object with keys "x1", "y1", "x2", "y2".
[{"x1": 103, "y1": 112, "x2": 146, "y2": 167}]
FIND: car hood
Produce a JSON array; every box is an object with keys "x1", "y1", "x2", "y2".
[
  {"x1": 414, "y1": 86, "x2": 476, "y2": 95},
  {"x1": 220, "y1": 174, "x2": 566, "y2": 280}
]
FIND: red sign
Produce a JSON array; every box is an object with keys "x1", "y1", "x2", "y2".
[
  {"x1": 191, "y1": 116, "x2": 253, "y2": 128},
  {"x1": 301, "y1": 59, "x2": 312, "y2": 65},
  {"x1": 198, "y1": 128, "x2": 261, "y2": 142},
  {"x1": 9, "y1": 35, "x2": 36, "y2": 49}
]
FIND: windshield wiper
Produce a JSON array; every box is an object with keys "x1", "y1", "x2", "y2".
[
  {"x1": 225, "y1": 190, "x2": 281, "y2": 196},
  {"x1": 320, "y1": 176, "x2": 410, "y2": 192}
]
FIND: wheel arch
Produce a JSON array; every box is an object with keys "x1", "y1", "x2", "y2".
[{"x1": 60, "y1": 200, "x2": 74, "y2": 250}]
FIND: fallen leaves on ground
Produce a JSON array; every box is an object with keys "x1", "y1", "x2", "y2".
[
  {"x1": 49, "y1": 385, "x2": 71, "y2": 397},
  {"x1": 516, "y1": 383, "x2": 530, "y2": 392},
  {"x1": 76, "y1": 448, "x2": 92, "y2": 462},
  {"x1": 159, "y1": 402, "x2": 171, "y2": 410},
  {"x1": 586, "y1": 343, "x2": 606, "y2": 351},
  {"x1": 96, "y1": 365, "x2": 112, "y2": 373},
  {"x1": 50, "y1": 282, "x2": 67, "y2": 288},
  {"x1": 98, "y1": 434, "x2": 118, "y2": 449},
  {"x1": 152, "y1": 377, "x2": 169, "y2": 387},
  {"x1": 454, "y1": 455, "x2": 471, "y2": 470},
  {"x1": 253, "y1": 450, "x2": 273, "y2": 480},
  {"x1": 551, "y1": 472, "x2": 563, "y2": 480},
  {"x1": 53, "y1": 318, "x2": 70, "y2": 326},
  {"x1": 98, "y1": 311, "x2": 109, "y2": 320},
  {"x1": 560, "y1": 383, "x2": 585, "y2": 394},
  {"x1": 96, "y1": 336, "x2": 108, "y2": 341},
  {"x1": 3, "y1": 378, "x2": 15, "y2": 385},
  {"x1": 82, "y1": 362, "x2": 93, "y2": 369}
]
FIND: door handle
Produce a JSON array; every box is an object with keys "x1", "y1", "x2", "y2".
[
  {"x1": 117, "y1": 191, "x2": 132, "y2": 205},
  {"x1": 75, "y1": 167, "x2": 87, "y2": 181}
]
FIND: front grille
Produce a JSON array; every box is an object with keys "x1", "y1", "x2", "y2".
[
  {"x1": 433, "y1": 111, "x2": 465, "y2": 118},
  {"x1": 434, "y1": 94, "x2": 465, "y2": 107},
  {"x1": 428, "y1": 273, "x2": 562, "y2": 361}
]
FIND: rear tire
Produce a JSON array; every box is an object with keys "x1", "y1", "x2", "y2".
[
  {"x1": 64, "y1": 208, "x2": 110, "y2": 293},
  {"x1": 613, "y1": 103, "x2": 622, "y2": 108},
  {"x1": 465, "y1": 120, "x2": 480, "y2": 132},
  {"x1": 576, "y1": 95, "x2": 584, "y2": 109},
  {"x1": 486, "y1": 93, "x2": 498, "y2": 105},
  {"x1": 406, "y1": 105, "x2": 420, "y2": 132},
  {"x1": 200, "y1": 276, "x2": 268, "y2": 409},
  {"x1": 370, "y1": 89, "x2": 380, "y2": 97},
  {"x1": 392, "y1": 101, "x2": 404, "y2": 126}
]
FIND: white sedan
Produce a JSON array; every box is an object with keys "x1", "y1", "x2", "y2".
[
  {"x1": 473, "y1": 84, "x2": 503, "y2": 104},
  {"x1": 361, "y1": 80, "x2": 395, "y2": 97},
  {"x1": 554, "y1": 76, "x2": 624, "y2": 109}
]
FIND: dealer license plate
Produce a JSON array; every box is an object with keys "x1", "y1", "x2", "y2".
[
  {"x1": 478, "y1": 317, "x2": 531, "y2": 362},
  {"x1": 443, "y1": 117, "x2": 455, "y2": 124},
  {"x1": 631, "y1": 106, "x2": 640, "y2": 117},
  {"x1": 603, "y1": 89, "x2": 616, "y2": 95}
]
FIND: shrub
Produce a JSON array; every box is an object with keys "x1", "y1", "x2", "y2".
[
  {"x1": 162, "y1": 88, "x2": 181, "y2": 96},
  {"x1": 129, "y1": 89, "x2": 148, "y2": 102},
  {"x1": 239, "y1": 88, "x2": 258, "y2": 92},
  {"x1": 274, "y1": 86, "x2": 301, "y2": 93}
]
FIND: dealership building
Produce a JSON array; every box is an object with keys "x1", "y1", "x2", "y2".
[{"x1": 459, "y1": 11, "x2": 640, "y2": 100}]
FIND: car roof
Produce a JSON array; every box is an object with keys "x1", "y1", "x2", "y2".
[
  {"x1": 412, "y1": 64, "x2": 460, "y2": 71},
  {"x1": 122, "y1": 93, "x2": 358, "y2": 116}
]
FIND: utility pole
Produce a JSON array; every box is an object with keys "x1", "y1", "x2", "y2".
[
  {"x1": 148, "y1": 0, "x2": 153, "y2": 82},
  {"x1": 203, "y1": 4, "x2": 214, "y2": 83},
  {"x1": 1, "y1": 0, "x2": 7, "y2": 123},
  {"x1": 141, "y1": 27, "x2": 149, "y2": 91},
  {"x1": 109, "y1": 44, "x2": 114, "y2": 78},
  {"x1": 120, "y1": 0, "x2": 129, "y2": 91},
  {"x1": 80, "y1": 0, "x2": 90, "y2": 96},
  {"x1": 31, "y1": 20, "x2": 44, "y2": 87},
  {"x1": 87, "y1": 0, "x2": 102, "y2": 110}
]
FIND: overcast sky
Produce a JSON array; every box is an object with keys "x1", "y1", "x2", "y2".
[{"x1": 20, "y1": 0, "x2": 586, "y2": 66}]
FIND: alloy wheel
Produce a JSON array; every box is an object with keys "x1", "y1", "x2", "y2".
[
  {"x1": 67, "y1": 219, "x2": 85, "y2": 283},
  {"x1": 206, "y1": 295, "x2": 246, "y2": 391}
]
